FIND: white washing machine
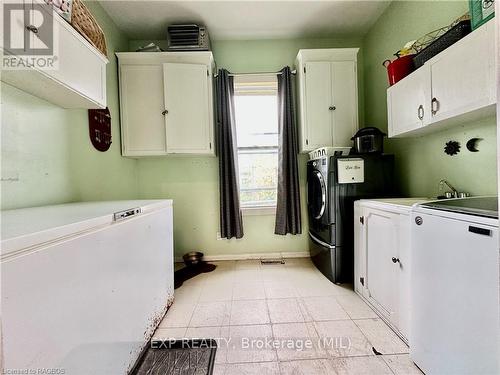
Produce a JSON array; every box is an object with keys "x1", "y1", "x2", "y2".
[{"x1": 411, "y1": 197, "x2": 500, "y2": 375}]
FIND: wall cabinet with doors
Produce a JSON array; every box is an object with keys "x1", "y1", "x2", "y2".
[
  {"x1": 295, "y1": 49, "x2": 359, "y2": 153},
  {"x1": 354, "y1": 199, "x2": 427, "y2": 342},
  {"x1": 388, "y1": 20, "x2": 495, "y2": 138},
  {"x1": 116, "y1": 52, "x2": 215, "y2": 157},
  {"x1": 1, "y1": 0, "x2": 108, "y2": 108}
]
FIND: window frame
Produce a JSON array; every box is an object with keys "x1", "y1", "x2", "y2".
[{"x1": 233, "y1": 74, "x2": 279, "y2": 212}]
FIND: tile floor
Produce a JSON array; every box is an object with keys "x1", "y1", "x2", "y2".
[{"x1": 154, "y1": 258, "x2": 422, "y2": 375}]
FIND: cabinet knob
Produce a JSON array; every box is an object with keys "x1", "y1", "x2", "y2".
[
  {"x1": 417, "y1": 105, "x2": 424, "y2": 120},
  {"x1": 431, "y1": 97, "x2": 440, "y2": 115},
  {"x1": 391, "y1": 257, "x2": 400, "y2": 264},
  {"x1": 162, "y1": 110, "x2": 168, "y2": 115},
  {"x1": 26, "y1": 25, "x2": 39, "y2": 34},
  {"x1": 329, "y1": 106, "x2": 336, "y2": 111}
]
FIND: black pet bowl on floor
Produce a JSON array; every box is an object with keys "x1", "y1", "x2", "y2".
[{"x1": 183, "y1": 251, "x2": 204, "y2": 267}]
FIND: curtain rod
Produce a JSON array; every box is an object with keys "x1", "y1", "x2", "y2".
[{"x1": 214, "y1": 70, "x2": 297, "y2": 78}]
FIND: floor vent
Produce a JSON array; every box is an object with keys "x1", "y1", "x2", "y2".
[{"x1": 260, "y1": 259, "x2": 285, "y2": 265}]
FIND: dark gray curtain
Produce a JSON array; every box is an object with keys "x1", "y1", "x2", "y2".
[
  {"x1": 216, "y1": 69, "x2": 244, "y2": 239},
  {"x1": 275, "y1": 66, "x2": 302, "y2": 235}
]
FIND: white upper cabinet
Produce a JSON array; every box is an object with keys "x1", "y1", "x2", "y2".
[
  {"x1": 120, "y1": 65, "x2": 166, "y2": 156},
  {"x1": 163, "y1": 63, "x2": 213, "y2": 154},
  {"x1": 388, "y1": 20, "x2": 495, "y2": 138},
  {"x1": 303, "y1": 62, "x2": 333, "y2": 150},
  {"x1": 388, "y1": 65, "x2": 431, "y2": 137},
  {"x1": 1, "y1": 0, "x2": 108, "y2": 109},
  {"x1": 116, "y1": 52, "x2": 215, "y2": 157},
  {"x1": 296, "y1": 49, "x2": 359, "y2": 153},
  {"x1": 429, "y1": 22, "x2": 495, "y2": 123}
]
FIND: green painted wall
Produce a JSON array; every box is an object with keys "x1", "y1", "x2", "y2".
[
  {"x1": 363, "y1": 0, "x2": 497, "y2": 198},
  {"x1": 130, "y1": 37, "x2": 363, "y2": 257},
  {"x1": 1, "y1": 1, "x2": 138, "y2": 210}
]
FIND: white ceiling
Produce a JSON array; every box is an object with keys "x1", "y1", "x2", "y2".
[{"x1": 99, "y1": 0, "x2": 391, "y2": 41}]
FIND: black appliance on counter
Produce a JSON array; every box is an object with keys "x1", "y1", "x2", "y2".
[
  {"x1": 307, "y1": 153, "x2": 395, "y2": 283},
  {"x1": 351, "y1": 127, "x2": 386, "y2": 154}
]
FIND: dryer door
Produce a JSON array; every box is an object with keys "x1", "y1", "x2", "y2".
[{"x1": 308, "y1": 170, "x2": 326, "y2": 220}]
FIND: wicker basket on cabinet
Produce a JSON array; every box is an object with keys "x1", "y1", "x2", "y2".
[{"x1": 70, "y1": 0, "x2": 107, "y2": 57}]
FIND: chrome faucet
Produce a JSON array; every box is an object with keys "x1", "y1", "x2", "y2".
[
  {"x1": 439, "y1": 179, "x2": 470, "y2": 199},
  {"x1": 439, "y1": 179, "x2": 459, "y2": 198}
]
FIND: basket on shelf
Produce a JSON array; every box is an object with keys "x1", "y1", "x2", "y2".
[{"x1": 70, "y1": 0, "x2": 107, "y2": 57}]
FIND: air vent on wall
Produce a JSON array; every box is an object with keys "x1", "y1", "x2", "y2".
[{"x1": 167, "y1": 24, "x2": 211, "y2": 51}]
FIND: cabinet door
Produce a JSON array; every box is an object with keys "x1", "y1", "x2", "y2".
[
  {"x1": 387, "y1": 64, "x2": 431, "y2": 137},
  {"x1": 303, "y1": 62, "x2": 333, "y2": 150},
  {"x1": 332, "y1": 61, "x2": 358, "y2": 146},
  {"x1": 163, "y1": 63, "x2": 213, "y2": 154},
  {"x1": 429, "y1": 22, "x2": 495, "y2": 123},
  {"x1": 120, "y1": 65, "x2": 167, "y2": 156},
  {"x1": 364, "y1": 208, "x2": 400, "y2": 323}
]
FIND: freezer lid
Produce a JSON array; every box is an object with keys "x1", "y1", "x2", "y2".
[
  {"x1": 1, "y1": 200, "x2": 172, "y2": 258},
  {"x1": 419, "y1": 196, "x2": 498, "y2": 219}
]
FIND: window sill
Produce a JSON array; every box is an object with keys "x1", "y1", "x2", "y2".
[{"x1": 242, "y1": 206, "x2": 276, "y2": 216}]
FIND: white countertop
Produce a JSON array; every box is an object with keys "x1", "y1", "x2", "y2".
[{"x1": 367, "y1": 198, "x2": 432, "y2": 207}]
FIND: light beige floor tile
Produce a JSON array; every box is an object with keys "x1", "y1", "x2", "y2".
[
  {"x1": 220, "y1": 361, "x2": 280, "y2": 375},
  {"x1": 272, "y1": 322, "x2": 326, "y2": 361},
  {"x1": 336, "y1": 293, "x2": 378, "y2": 319},
  {"x1": 236, "y1": 269, "x2": 263, "y2": 282},
  {"x1": 185, "y1": 325, "x2": 221, "y2": 339},
  {"x1": 331, "y1": 356, "x2": 393, "y2": 375},
  {"x1": 301, "y1": 296, "x2": 350, "y2": 321},
  {"x1": 382, "y1": 354, "x2": 423, "y2": 374},
  {"x1": 226, "y1": 324, "x2": 277, "y2": 363},
  {"x1": 264, "y1": 282, "x2": 298, "y2": 299},
  {"x1": 354, "y1": 318, "x2": 409, "y2": 355},
  {"x1": 159, "y1": 302, "x2": 196, "y2": 328},
  {"x1": 199, "y1": 282, "x2": 234, "y2": 302},
  {"x1": 261, "y1": 268, "x2": 290, "y2": 282},
  {"x1": 173, "y1": 284, "x2": 203, "y2": 304},
  {"x1": 235, "y1": 259, "x2": 262, "y2": 270},
  {"x1": 314, "y1": 320, "x2": 374, "y2": 358},
  {"x1": 232, "y1": 282, "x2": 266, "y2": 300},
  {"x1": 295, "y1": 281, "x2": 345, "y2": 298},
  {"x1": 151, "y1": 327, "x2": 186, "y2": 340},
  {"x1": 190, "y1": 301, "x2": 231, "y2": 327},
  {"x1": 267, "y1": 298, "x2": 304, "y2": 323},
  {"x1": 279, "y1": 359, "x2": 337, "y2": 375},
  {"x1": 230, "y1": 299, "x2": 270, "y2": 325}
]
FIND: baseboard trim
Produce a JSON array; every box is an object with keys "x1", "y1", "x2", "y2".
[{"x1": 175, "y1": 251, "x2": 310, "y2": 263}]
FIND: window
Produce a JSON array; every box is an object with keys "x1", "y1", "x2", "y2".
[{"x1": 234, "y1": 75, "x2": 279, "y2": 209}]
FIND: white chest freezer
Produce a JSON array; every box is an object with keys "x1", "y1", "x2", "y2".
[
  {"x1": 1, "y1": 200, "x2": 174, "y2": 374},
  {"x1": 410, "y1": 197, "x2": 500, "y2": 375}
]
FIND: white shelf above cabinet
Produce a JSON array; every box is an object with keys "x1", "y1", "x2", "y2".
[
  {"x1": 1, "y1": 1, "x2": 108, "y2": 109},
  {"x1": 295, "y1": 48, "x2": 359, "y2": 153},
  {"x1": 388, "y1": 20, "x2": 495, "y2": 138},
  {"x1": 116, "y1": 52, "x2": 215, "y2": 157}
]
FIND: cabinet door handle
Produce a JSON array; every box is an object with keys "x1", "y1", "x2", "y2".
[
  {"x1": 329, "y1": 106, "x2": 336, "y2": 111},
  {"x1": 417, "y1": 105, "x2": 424, "y2": 120},
  {"x1": 431, "y1": 97, "x2": 439, "y2": 115},
  {"x1": 162, "y1": 110, "x2": 168, "y2": 115},
  {"x1": 26, "y1": 25, "x2": 39, "y2": 34},
  {"x1": 391, "y1": 257, "x2": 400, "y2": 264}
]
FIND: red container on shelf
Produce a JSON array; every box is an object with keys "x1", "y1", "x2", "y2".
[{"x1": 383, "y1": 54, "x2": 415, "y2": 86}]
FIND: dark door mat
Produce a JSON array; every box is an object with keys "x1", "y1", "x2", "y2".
[
  {"x1": 131, "y1": 339, "x2": 217, "y2": 375},
  {"x1": 174, "y1": 262, "x2": 217, "y2": 289}
]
